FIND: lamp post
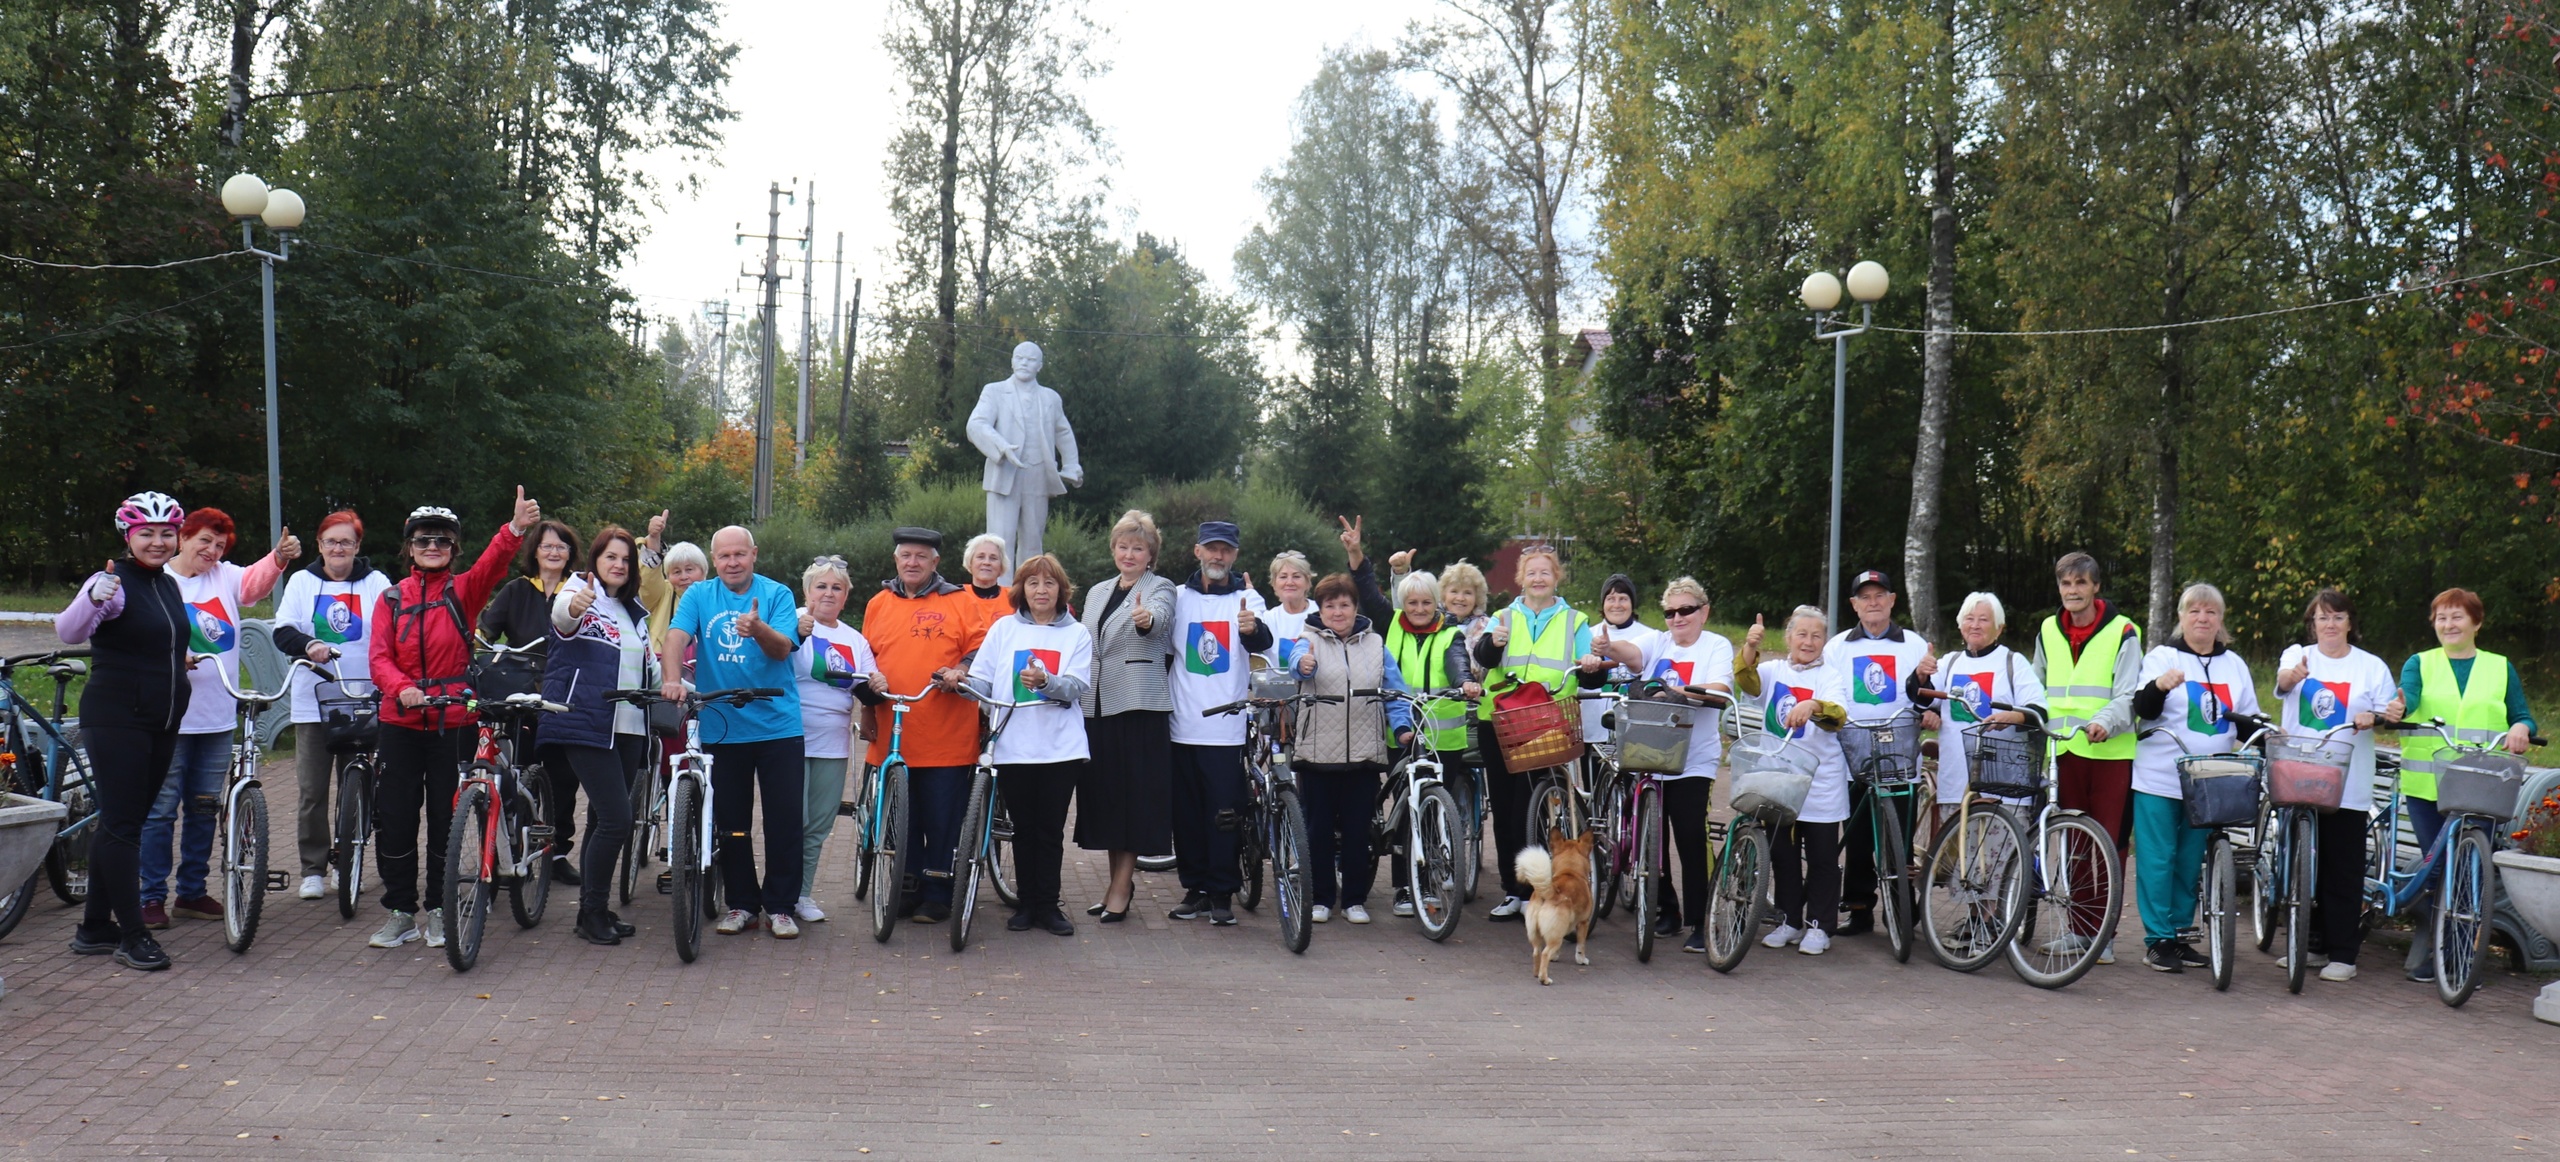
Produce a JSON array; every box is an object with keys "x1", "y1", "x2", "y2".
[
  {"x1": 221, "y1": 173, "x2": 306, "y2": 550},
  {"x1": 1800, "y1": 260, "x2": 1890, "y2": 630}
]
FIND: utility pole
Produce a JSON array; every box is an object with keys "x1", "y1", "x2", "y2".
[
  {"x1": 837, "y1": 277, "x2": 861, "y2": 445},
  {"x1": 742, "y1": 181, "x2": 798, "y2": 521},
  {"x1": 707, "y1": 300, "x2": 736, "y2": 416},
  {"x1": 795, "y1": 183, "x2": 816, "y2": 470},
  {"x1": 829, "y1": 231, "x2": 845, "y2": 369}
]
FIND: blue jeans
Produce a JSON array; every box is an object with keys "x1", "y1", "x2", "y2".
[
  {"x1": 141, "y1": 731, "x2": 230, "y2": 904},
  {"x1": 901, "y1": 765, "x2": 970, "y2": 909}
]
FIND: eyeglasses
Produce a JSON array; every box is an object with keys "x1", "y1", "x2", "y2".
[
  {"x1": 409, "y1": 535, "x2": 456, "y2": 549},
  {"x1": 320, "y1": 539, "x2": 360, "y2": 549},
  {"x1": 1662, "y1": 605, "x2": 1703, "y2": 619}
]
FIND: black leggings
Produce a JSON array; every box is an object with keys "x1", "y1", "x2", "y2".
[
  {"x1": 556, "y1": 736, "x2": 643, "y2": 918},
  {"x1": 2314, "y1": 805, "x2": 2370, "y2": 966},
  {"x1": 1655, "y1": 777, "x2": 1713, "y2": 929},
  {"x1": 374, "y1": 724, "x2": 469, "y2": 915},
  {"x1": 78, "y1": 726, "x2": 179, "y2": 941},
  {"x1": 1771, "y1": 820, "x2": 1843, "y2": 932}
]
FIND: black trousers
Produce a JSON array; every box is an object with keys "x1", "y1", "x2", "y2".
[
  {"x1": 2314, "y1": 805, "x2": 2370, "y2": 966},
  {"x1": 1771, "y1": 820, "x2": 1844, "y2": 932},
  {"x1": 375, "y1": 724, "x2": 470, "y2": 915},
  {"x1": 1170, "y1": 743, "x2": 1249, "y2": 896},
  {"x1": 707, "y1": 736, "x2": 805, "y2": 915},
  {"x1": 77, "y1": 726, "x2": 179, "y2": 942},
  {"x1": 535, "y1": 740, "x2": 579, "y2": 859},
  {"x1": 1300, "y1": 762, "x2": 1383, "y2": 908},
  {"x1": 901, "y1": 765, "x2": 970, "y2": 908},
  {"x1": 1842, "y1": 783, "x2": 1921, "y2": 912},
  {"x1": 997, "y1": 761, "x2": 1080, "y2": 915},
  {"x1": 557, "y1": 736, "x2": 643, "y2": 918},
  {"x1": 1480, "y1": 720, "x2": 1535, "y2": 900},
  {"x1": 1654, "y1": 777, "x2": 1714, "y2": 929}
]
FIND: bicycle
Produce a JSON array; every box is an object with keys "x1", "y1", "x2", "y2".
[
  {"x1": 1599, "y1": 681, "x2": 1729, "y2": 963},
  {"x1": 1701, "y1": 717, "x2": 1814, "y2": 973},
  {"x1": 605, "y1": 687, "x2": 784, "y2": 963},
  {"x1": 2164, "y1": 711, "x2": 2278, "y2": 992},
  {"x1": 438, "y1": 689, "x2": 568, "y2": 971},
  {"x1": 302, "y1": 652, "x2": 381, "y2": 921},
  {"x1": 1203, "y1": 685, "x2": 1323, "y2": 953},
  {"x1": 2258, "y1": 724, "x2": 2361, "y2": 993},
  {"x1": 1361, "y1": 687, "x2": 1467, "y2": 942},
  {"x1": 205, "y1": 657, "x2": 333, "y2": 953},
  {"x1": 943, "y1": 684, "x2": 1048, "y2": 953},
  {"x1": 1839, "y1": 704, "x2": 1930, "y2": 964},
  {"x1": 1917, "y1": 701, "x2": 2122, "y2": 989},
  {"x1": 0, "y1": 650, "x2": 98, "y2": 942},
  {"x1": 2376, "y1": 717, "x2": 2543, "y2": 1006},
  {"x1": 851, "y1": 687, "x2": 935, "y2": 943}
]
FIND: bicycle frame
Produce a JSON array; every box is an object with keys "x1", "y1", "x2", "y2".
[{"x1": 0, "y1": 653, "x2": 97, "y2": 853}]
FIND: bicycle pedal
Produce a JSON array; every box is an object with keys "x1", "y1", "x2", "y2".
[
  {"x1": 526, "y1": 825, "x2": 555, "y2": 841},
  {"x1": 918, "y1": 868, "x2": 954, "y2": 880},
  {"x1": 264, "y1": 870, "x2": 291, "y2": 893},
  {"x1": 837, "y1": 801, "x2": 858, "y2": 817}
]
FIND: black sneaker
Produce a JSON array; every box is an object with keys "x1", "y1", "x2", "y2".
[
  {"x1": 116, "y1": 934, "x2": 172, "y2": 971},
  {"x1": 914, "y1": 900, "x2": 950, "y2": 924},
  {"x1": 1654, "y1": 914, "x2": 1684, "y2": 938},
  {"x1": 1209, "y1": 896, "x2": 1238, "y2": 926},
  {"x1": 1042, "y1": 908, "x2": 1076, "y2": 937},
  {"x1": 1006, "y1": 908, "x2": 1035, "y2": 932},
  {"x1": 68, "y1": 927, "x2": 120, "y2": 955},
  {"x1": 603, "y1": 911, "x2": 636, "y2": 937},
  {"x1": 1682, "y1": 928, "x2": 1706, "y2": 955},
  {"x1": 2145, "y1": 942, "x2": 2184, "y2": 973},
  {"x1": 1835, "y1": 909, "x2": 1875, "y2": 937},
  {"x1": 575, "y1": 911, "x2": 622, "y2": 946},
  {"x1": 2174, "y1": 942, "x2": 2210, "y2": 969},
  {"x1": 551, "y1": 857, "x2": 582, "y2": 887},
  {"x1": 1169, "y1": 891, "x2": 1212, "y2": 921}
]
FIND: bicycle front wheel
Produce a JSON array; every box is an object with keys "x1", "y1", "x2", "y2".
[
  {"x1": 1236, "y1": 799, "x2": 1266, "y2": 912},
  {"x1": 509, "y1": 771, "x2": 556, "y2": 930},
  {"x1": 619, "y1": 759, "x2": 660, "y2": 909},
  {"x1": 1589, "y1": 772, "x2": 1625, "y2": 922},
  {"x1": 2250, "y1": 800, "x2": 2278, "y2": 952},
  {"x1": 870, "y1": 763, "x2": 910, "y2": 944},
  {"x1": 1459, "y1": 768, "x2": 1486, "y2": 904},
  {"x1": 1414, "y1": 783, "x2": 1463, "y2": 942},
  {"x1": 2284, "y1": 809, "x2": 2316, "y2": 995},
  {"x1": 1876, "y1": 792, "x2": 1915, "y2": 965},
  {"x1": 1273, "y1": 785, "x2": 1314, "y2": 955},
  {"x1": 1921, "y1": 802, "x2": 2026, "y2": 973},
  {"x1": 334, "y1": 756, "x2": 373, "y2": 920},
  {"x1": 1632, "y1": 786, "x2": 1661, "y2": 963},
  {"x1": 988, "y1": 795, "x2": 1019, "y2": 910},
  {"x1": 849, "y1": 761, "x2": 878, "y2": 902},
  {"x1": 951, "y1": 769, "x2": 991, "y2": 953},
  {"x1": 2436, "y1": 824, "x2": 2492, "y2": 1008},
  {"x1": 2006, "y1": 812, "x2": 2120, "y2": 989},
  {"x1": 1526, "y1": 777, "x2": 1572, "y2": 849},
  {"x1": 444, "y1": 781, "x2": 494, "y2": 972},
  {"x1": 47, "y1": 759, "x2": 94, "y2": 905},
  {"x1": 1704, "y1": 821, "x2": 1768, "y2": 973},
  {"x1": 668, "y1": 775, "x2": 704, "y2": 963},
  {"x1": 222, "y1": 785, "x2": 269, "y2": 954},
  {"x1": 2205, "y1": 836, "x2": 2238, "y2": 991}
]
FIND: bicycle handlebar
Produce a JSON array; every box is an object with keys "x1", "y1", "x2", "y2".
[
  {"x1": 474, "y1": 635, "x2": 544, "y2": 659},
  {"x1": 198, "y1": 655, "x2": 334, "y2": 707},
  {"x1": 605, "y1": 687, "x2": 787, "y2": 710},
  {"x1": 1200, "y1": 692, "x2": 1343, "y2": 717},
  {"x1": 3, "y1": 648, "x2": 93, "y2": 671}
]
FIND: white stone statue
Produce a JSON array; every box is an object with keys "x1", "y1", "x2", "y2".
[{"x1": 965, "y1": 341, "x2": 1082, "y2": 583}]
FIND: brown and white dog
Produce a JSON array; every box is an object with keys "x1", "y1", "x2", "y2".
[{"x1": 1514, "y1": 828, "x2": 1597, "y2": 985}]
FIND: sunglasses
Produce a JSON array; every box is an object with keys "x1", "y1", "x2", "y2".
[
  {"x1": 1662, "y1": 605, "x2": 1704, "y2": 619},
  {"x1": 410, "y1": 535, "x2": 457, "y2": 549}
]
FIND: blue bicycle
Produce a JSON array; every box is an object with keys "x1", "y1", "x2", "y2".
[
  {"x1": 851, "y1": 687, "x2": 934, "y2": 943},
  {"x1": 2370, "y1": 717, "x2": 2542, "y2": 1006},
  {"x1": 0, "y1": 650, "x2": 98, "y2": 942}
]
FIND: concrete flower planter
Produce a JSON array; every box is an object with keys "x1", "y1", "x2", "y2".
[{"x1": 2490, "y1": 850, "x2": 2560, "y2": 1024}]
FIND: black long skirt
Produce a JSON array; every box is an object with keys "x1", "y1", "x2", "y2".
[{"x1": 1075, "y1": 710, "x2": 1173, "y2": 855}]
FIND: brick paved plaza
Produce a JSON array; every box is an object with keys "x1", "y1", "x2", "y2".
[{"x1": 2, "y1": 758, "x2": 2553, "y2": 1160}]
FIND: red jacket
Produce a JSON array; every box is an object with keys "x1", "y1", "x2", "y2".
[{"x1": 371, "y1": 523, "x2": 524, "y2": 731}]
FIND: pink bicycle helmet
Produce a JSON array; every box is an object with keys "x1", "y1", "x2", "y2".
[{"x1": 115, "y1": 491, "x2": 185, "y2": 532}]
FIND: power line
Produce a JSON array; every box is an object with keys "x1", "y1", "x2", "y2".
[
  {"x1": 1, "y1": 250, "x2": 250, "y2": 272},
  {"x1": 1860, "y1": 256, "x2": 2560, "y2": 339},
  {"x1": 0, "y1": 274, "x2": 262, "y2": 351}
]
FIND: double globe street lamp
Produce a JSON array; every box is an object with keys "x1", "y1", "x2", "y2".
[
  {"x1": 1800, "y1": 260, "x2": 1890, "y2": 630},
  {"x1": 219, "y1": 173, "x2": 307, "y2": 550}
]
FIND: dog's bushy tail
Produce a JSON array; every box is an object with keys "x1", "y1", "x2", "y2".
[{"x1": 1515, "y1": 846, "x2": 1553, "y2": 891}]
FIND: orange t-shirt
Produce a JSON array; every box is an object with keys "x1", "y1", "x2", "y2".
[
  {"x1": 862, "y1": 582, "x2": 992, "y2": 768},
  {"x1": 965, "y1": 584, "x2": 1013, "y2": 629}
]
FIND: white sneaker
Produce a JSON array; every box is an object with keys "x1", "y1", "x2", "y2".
[
  {"x1": 1392, "y1": 892, "x2": 1416, "y2": 918},
  {"x1": 367, "y1": 910, "x2": 418, "y2": 948},
  {"x1": 794, "y1": 896, "x2": 827, "y2": 923},
  {"x1": 1488, "y1": 895, "x2": 1524, "y2": 919},
  {"x1": 2040, "y1": 932, "x2": 2089, "y2": 956},
  {"x1": 1762, "y1": 923, "x2": 1803, "y2": 949},
  {"x1": 420, "y1": 909, "x2": 446, "y2": 948},
  {"x1": 298, "y1": 875, "x2": 326, "y2": 900},
  {"x1": 2277, "y1": 951, "x2": 2331, "y2": 970},
  {"x1": 769, "y1": 913, "x2": 800, "y2": 939},
  {"x1": 2319, "y1": 961, "x2": 2358, "y2": 982},
  {"x1": 716, "y1": 909, "x2": 756, "y2": 935},
  {"x1": 1310, "y1": 905, "x2": 1332, "y2": 924},
  {"x1": 1343, "y1": 904, "x2": 1372, "y2": 924},
  {"x1": 1799, "y1": 927, "x2": 1832, "y2": 955},
  {"x1": 2096, "y1": 941, "x2": 2116, "y2": 966}
]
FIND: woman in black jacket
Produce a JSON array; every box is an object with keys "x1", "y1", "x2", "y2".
[
  {"x1": 540, "y1": 527, "x2": 654, "y2": 945},
  {"x1": 480, "y1": 518, "x2": 584, "y2": 882},
  {"x1": 53, "y1": 492, "x2": 193, "y2": 971}
]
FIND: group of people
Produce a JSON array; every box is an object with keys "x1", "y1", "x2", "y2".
[{"x1": 51, "y1": 490, "x2": 2537, "y2": 995}]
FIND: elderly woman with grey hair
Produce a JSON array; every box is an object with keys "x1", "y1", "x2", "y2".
[
  {"x1": 790, "y1": 554, "x2": 885, "y2": 923},
  {"x1": 2127, "y1": 582, "x2": 2262, "y2": 975},
  {"x1": 961, "y1": 533, "x2": 1013, "y2": 625}
]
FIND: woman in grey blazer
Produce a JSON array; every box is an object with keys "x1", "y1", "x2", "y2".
[{"x1": 1077, "y1": 509, "x2": 1177, "y2": 921}]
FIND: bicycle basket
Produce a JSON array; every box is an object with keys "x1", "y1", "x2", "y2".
[
  {"x1": 2437, "y1": 748, "x2": 2528, "y2": 821},
  {"x1": 1250, "y1": 667, "x2": 1301, "y2": 701},
  {"x1": 2265, "y1": 734, "x2": 2351, "y2": 811},
  {"x1": 2174, "y1": 754, "x2": 2263, "y2": 829},
  {"x1": 316, "y1": 695, "x2": 379, "y2": 755},
  {"x1": 1838, "y1": 715, "x2": 1924, "y2": 786},
  {"x1": 646, "y1": 697, "x2": 686, "y2": 742},
  {"x1": 1960, "y1": 725, "x2": 2043, "y2": 800},
  {"x1": 469, "y1": 652, "x2": 541, "y2": 703},
  {"x1": 1490, "y1": 682, "x2": 1584, "y2": 772},
  {"x1": 1727, "y1": 733, "x2": 1817, "y2": 827},
  {"x1": 1615, "y1": 698, "x2": 1698, "y2": 775}
]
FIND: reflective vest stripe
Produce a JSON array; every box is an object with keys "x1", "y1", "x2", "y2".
[
  {"x1": 1479, "y1": 604, "x2": 1583, "y2": 717},
  {"x1": 1388, "y1": 620, "x2": 1471, "y2": 750},
  {"x1": 2038, "y1": 614, "x2": 2138, "y2": 760},
  {"x1": 2397, "y1": 650, "x2": 2511, "y2": 797}
]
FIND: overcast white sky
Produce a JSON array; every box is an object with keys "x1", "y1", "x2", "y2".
[{"x1": 618, "y1": 0, "x2": 1463, "y2": 339}]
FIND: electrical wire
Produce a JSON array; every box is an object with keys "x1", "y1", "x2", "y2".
[
  {"x1": 1858, "y1": 256, "x2": 2560, "y2": 338},
  {"x1": 1, "y1": 250, "x2": 251, "y2": 272},
  {"x1": 0, "y1": 274, "x2": 263, "y2": 351}
]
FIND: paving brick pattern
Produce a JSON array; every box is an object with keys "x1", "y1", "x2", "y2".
[{"x1": 2, "y1": 757, "x2": 2554, "y2": 1160}]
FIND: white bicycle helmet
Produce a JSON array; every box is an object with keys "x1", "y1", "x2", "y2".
[
  {"x1": 114, "y1": 491, "x2": 185, "y2": 532},
  {"x1": 403, "y1": 505, "x2": 461, "y2": 540}
]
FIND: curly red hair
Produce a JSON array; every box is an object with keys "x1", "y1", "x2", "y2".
[{"x1": 180, "y1": 507, "x2": 237, "y2": 553}]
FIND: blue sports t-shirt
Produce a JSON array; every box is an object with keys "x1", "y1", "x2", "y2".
[{"x1": 670, "y1": 572, "x2": 804, "y2": 743}]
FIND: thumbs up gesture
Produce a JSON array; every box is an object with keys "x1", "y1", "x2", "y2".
[
  {"x1": 1131, "y1": 600, "x2": 1155, "y2": 633},
  {"x1": 510, "y1": 485, "x2": 540, "y2": 533},
  {"x1": 91, "y1": 560, "x2": 120, "y2": 606},
  {"x1": 1489, "y1": 613, "x2": 1511, "y2": 649},
  {"x1": 1235, "y1": 589, "x2": 1259, "y2": 637},
  {"x1": 1743, "y1": 613, "x2": 1767, "y2": 652},
  {"x1": 1020, "y1": 653, "x2": 1049, "y2": 691},
  {"x1": 735, "y1": 597, "x2": 764, "y2": 640},
  {"x1": 567, "y1": 572, "x2": 598, "y2": 619},
  {"x1": 1296, "y1": 633, "x2": 1317, "y2": 676},
  {"x1": 272, "y1": 527, "x2": 302, "y2": 565}
]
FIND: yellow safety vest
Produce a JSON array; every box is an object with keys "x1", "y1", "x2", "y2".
[
  {"x1": 2038, "y1": 612, "x2": 2139, "y2": 760},
  {"x1": 1479, "y1": 602, "x2": 1586, "y2": 719},
  {"x1": 1388, "y1": 618, "x2": 1471, "y2": 752},
  {"x1": 2397, "y1": 648, "x2": 2513, "y2": 802}
]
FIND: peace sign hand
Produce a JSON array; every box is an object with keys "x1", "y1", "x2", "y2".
[{"x1": 1336, "y1": 515, "x2": 1364, "y2": 567}]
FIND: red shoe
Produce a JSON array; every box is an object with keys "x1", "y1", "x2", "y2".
[
  {"x1": 172, "y1": 895, "x2": 225, "y2": 921},
  {"x1": 141, "y1": 900, "x2": 171, "y2": 930}
]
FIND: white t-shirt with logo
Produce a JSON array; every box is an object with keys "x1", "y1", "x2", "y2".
[
  {"x1": 1929, "y1": 645, "x2": 2048, "y2": 805},
  {"x1": 276, "y1": 567, "x2": 395, "y2": 724},
  {"x1": 1585, "y1": 619, "x2": 1663, "y2": 742},
  {"x1": 1750, "y1": 656, "x2": 1851, "y2": 824},
  {"x1": 2132, "y1": 645, "x2": 2262, "y2": 799},
  {"x1": 177, "y1": 563, "x2": 255, "y2": 735},
  {"x1": 1169, "y1": 584, "x2": 1268, "y2": 747},
  {"x1": 1258, "y1": 601, "x2": 1314, "y2": 672},
  {"x1": 1637, "y1": 632, "x2": 1736, "y2": 780},
  {"x1": 970, "y1": 613, "x2": 1096, "y2": 764},
  {"x1": 793, "y1": 618, "x2": 880, "y2": 761},
  {"x1": 2272, "y1": 643, "x2": 2397, "y2": 812},
  {"x1": 1824, "y1": 626, "x2": 1936, "y2": 727}
]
